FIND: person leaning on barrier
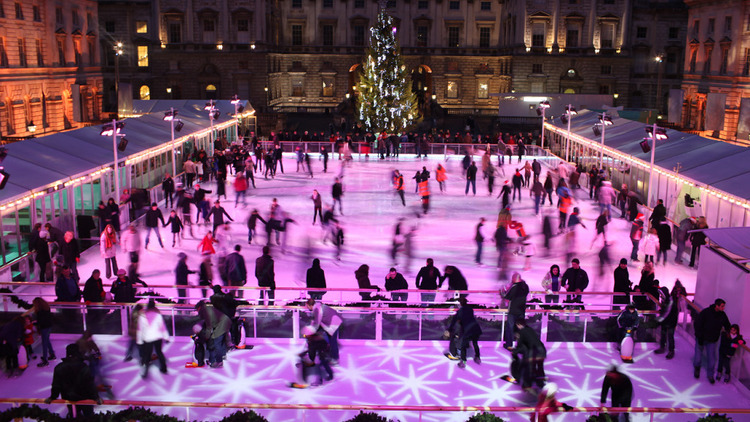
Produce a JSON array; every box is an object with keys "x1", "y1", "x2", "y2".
[
  {"x1": 44, "y1": 344, "x2": 102, "y2": 417},
  {"x1": 385, "y1": 267, "x2": 408, "y2": 302}
]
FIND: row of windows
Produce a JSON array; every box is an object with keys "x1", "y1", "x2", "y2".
[
  {"x1": 0, "y1": 2, "x2": 42, "y2": 22},
  {"x1": 0, "y1": 36, "x2": 94, "y2": 68},
  {"x1": 289, "y1": 0, "x2": 492, "y2": 11},
  {"x1": 635, "y1": 26, "x2": 681, "y2": 40},
  {"x1": 692, "y1": 16, "x2": 734, "y2": 38},
  {"x1": 530, "y1": 63, "x2": 613, "y2": 75}
]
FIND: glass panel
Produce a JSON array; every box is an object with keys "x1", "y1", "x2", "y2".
[
  {"x1": 255, "y1": 309, "x2": 294, "y2": 338},
  {"x1": 338, "y1": 311, "x2": 376, "y2": 340}
]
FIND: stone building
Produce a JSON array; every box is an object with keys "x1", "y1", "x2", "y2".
[
  {"x1": 681, "y1": 0, "x2": 750, "y2": 146},
  {"x1": 0, "y1": 0, "x2": 102, "y2": 140}
]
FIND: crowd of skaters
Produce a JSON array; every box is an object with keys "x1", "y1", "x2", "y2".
[{"x1": 2, "y1": 127, "x2": 742, "y2": 421}]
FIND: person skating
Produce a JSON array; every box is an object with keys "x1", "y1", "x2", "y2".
[
  {"x1": 444, "y1": 297, "x2": 482, "y2": 369},
  {"x1": 44, "y1": 344, "x2": 102, "y2": 417},
  {"x1": 600, "y1": 365, "x2": 633, "y2": 422},
  {"x1": 436, "y1": 163, "x2": 447, "y2": 193},
  {"x1": 208, "y1": 200, "x2": 234, "y2": 235},
  {"x1": 136, "y1": 300, "x2": 170, "y2": 378},
  {"x1": 418, "y1": 175, "x2": 430, "y2": 214},
  {"x1": 292, "y1": 325, "x2": 334, "y2": 388},
  {"x1": 693, "y1": 298, "x2": 731, "y2": 383},
  {"x1": 393, "y1": 170, "x2": 406, "y2": 206},
  {"x1": 514, "y1": 318, "x2": 547, "y2": 390},
  {"x1": 629, "y1": 213, "x2": 645, "y2": 261},
  {"x1": 311, "y1": 189, "x2": 323, "y2": 224},
  {"x1": 616, "y1": 305, "x2": 640, "y2": 350},
  {"x1": 164, "y1": 210, "x2": 184, "y2": 247},
  {"x1": 465, "y1": 161, "x2": 477, "y2": 195},
  {"x1": 162, "y1": 174, "x2": 175, "y2": 209},
  {"x1": 474, "y1": 218, "x2": 486, "y2": 265},
  {"x1": 144, "y1": 203, "x2": 166, "y2": 249},
  {"x1": 501, "y1": 272, "x2": 529, "y2": 350},
  {"x1": 194, "y1": 301, "x2": 231, "y2": 368},
  {"x1": 305, "y1": 298, "x2": 343, "y2": 363},
  {"x1": 247, "y1": 209, "x2": 266, "y2": 245},
  {"x1": 332, "y1": 178, "x2": 344, "y2": 215},
  {"x1": 497, "y1": 180, "x2": 512, "y2": 210},
  {"x1": 511, "y1": 169, "x2": 523, "y2": 202}
]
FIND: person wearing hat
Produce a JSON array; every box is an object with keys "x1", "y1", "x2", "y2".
[
  {"x1": 497, "y1": 179, "x2": 512, "y2": 210},
  {"x1": 110, "y1": 268, "x2": 147, "y2": 303},
  {"x1": 600, "y1": 365, "x2": 633, "y2": 422},
  {"x1": 175, "y1": 253, "x2": 196, "y2": 304},
  {"x1": 629, "y1": 213, "x2": 645, "y2": 262},
  {"x1": 144, "y1": 202, "x2": 166, "y2": 249},
  {"x1": 532, "y1": 382, "x2": 573, "y2": 422},
  {"x1": 44, "y1": 343, "x2": 102, "y2": 417}
]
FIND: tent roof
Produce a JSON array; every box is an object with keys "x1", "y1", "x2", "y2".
[
  {"x1": 548, "y1": 110, "x2": 750, "y2": 200},
  {"x1": 699, "y1": 227, "x2": 750, "y2": 262},
  {"x1": 0, "y1": 99, "x2": 249, "y2": 203}
]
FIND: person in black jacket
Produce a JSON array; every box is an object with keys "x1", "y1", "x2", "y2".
[
  {"x1": 0, "y1": 316, "x2": 24, "y2": 376},
  {"x1": 247, "y1": 209, "x2": 267, "y2": 245},
  {"x1": 689, "y1": 217, "x2": 708, "y2": 268},
  {"x1": 175, "y1": 253, "x2": 196, "y2": 304},
  {"x1": 59, "y1": 231, "x2": 81, "y2": 281},
  {"x1": 445, "y1": 297, "x2": 482, "y2": 368},
  {"x1": 415, "y1": 258, "x2": 441, "y2": 305},
  {"x1": 164, "y1": 210, "x2": 184, "y2": 247},
  {"x1": 162, "y1": 174, "x2": 175, "y2": 209},
  {"x1": 717, "y1": 324, "x2": 745, "y2": 383},
  {"x1": 655, "y1": 284, "x2": 681, "y2": 359},
  {"x1": 111, "y1": 269, "x2": 147, "y2": 303},
  {"x1": 144, "y1": 203, "x2": 166, "y2": 249},
  {"x1": 612, "y1": 258, "x2": 631, "y2": 310},
  {"x1": 600, "y1": 365, "x2": 633, "y2": 422},
  {"x1": 255, "y1": 246, "x2": 275, "y2": 305},
  {"x1": 655, "y1": 219, "x2": 672, "y2": 266},
  {"x1": 693, "y1": 298, "x2": 731, "y2": 383},
  {"x1": 439, "y1": 266, "x2": 468, "y2": 298},
  {"x1": 223, "y1": 245, "x2": 247, "y2": 298},
  {"x1": 465, "y1": 161, "x2": 477, "y2": 195},
  {"x1": 513, "y1": 318, "x2": 546, "y2": 389},
  {"x1": 332, "y1": 178, "x2": 344, "y2": 215},
  {"x1": 44, "y1": 343, "x2": 102, "y2": 417},
  {"x1": 355, "y1": 264, "x2": 380, "y2": 302},
  {"x1": 306, "y1": 258, "x2": 327, "y2": 300},
  {"x1": 208, "y1": 200, "x2": 234, "y2": 235},
  {"x1": 502, "y1": 272, "x2": 529, "y2": 349},
  {"x1": 650, "y1": 199, "x2": 666, "y2": 226},
  {"x1": 560, "y1": 258, "x2": 589, "y2": 303},
  {"x1": 384, "y1": 267, "x2": 408, "y2": 302}
]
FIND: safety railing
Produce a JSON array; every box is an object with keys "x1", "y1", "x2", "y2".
[{"x1": 1, "y1": 398, "x2": 749, "y2": 422}]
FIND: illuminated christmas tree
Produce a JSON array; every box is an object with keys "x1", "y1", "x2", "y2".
[{"x1": 356, "y1": 5, "x2": 418, "y2": 133}]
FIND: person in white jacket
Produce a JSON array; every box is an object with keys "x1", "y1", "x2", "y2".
[
  {"x1": 641, "y1": 228, "x2": 659, "y2": 263},
  {"x1": 136, "y1": 300, "x2": 170, "y2": 378},
  {"x1": 305, "y1": 298, "x2": 343, "y2": 363},
  {"x1": 120, "y1": 225, "x2": 142, "y2": 274}
]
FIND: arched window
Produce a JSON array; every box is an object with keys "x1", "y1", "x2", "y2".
[
  {"x1": 205, "y1": 84, "x2": 217, "y2": 99},
  {"x1": 139, "y1": 85, "x2": 150, "y2": 100}
]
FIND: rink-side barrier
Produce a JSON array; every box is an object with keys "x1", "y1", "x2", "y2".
[{"x1": 2, "y1": 398, "x2": 750, "y2": 421}]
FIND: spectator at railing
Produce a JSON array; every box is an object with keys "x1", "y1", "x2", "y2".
[
  {"x1": 306, "y1": 258, "x2": 327, "y2": 301},
  {"x1": 55, "y1": 265, "x2": 81, "y2": 303},
  {"x1": 415, "y1": 258, "x2": 441, "y2": 305}
]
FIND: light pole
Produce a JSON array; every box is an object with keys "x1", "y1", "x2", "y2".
[
  {"x1": 643, "y1": 123, "x2": 668, "y2": 207},
  {"x1": 592, "y1": 112, "x2": 612, "y2": 169},
  {"x1": 114, "y1": 42, "x2": 123, "y2": 116},
  {"x1": 163, "y1": 108, "x2": 183, "y2": 176},
  {"x1": 560, "y1": 105, "x2": 577, "y2": 162},
  {"x1": 536, "y1": 100, "x2": 550, "y2": 149},
  {"x1": 100, "y1": 120, "x2": 126, "y2": 200},
  {"x1": 655, "y1": 55, "x2": 664, "y2": 115},
  {"x1": 231, "y1": 94, "x2": 244, "y2": 143}
]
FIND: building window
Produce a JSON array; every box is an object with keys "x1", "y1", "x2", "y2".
[
  {"x1": 292, "y1": 24, "x2": 303, "y2": 46},
  {"x1": 323, "y1": 0, "x2": 333, "y2": 8},
  {"x1": 322, "y1": 25, "x2": 334, "y2": 46},
  {"x1": 136, "y1": 21, "x2": 148, "y2": 34},
  {"x1": 139, "y1": 85, "x2": 150, "y2": 100},
  {"x1": 480, "y1": 2, "x2": 491, "y2": 11},
  {"x1": 601, "y1": 65, "x2": 612, "y2": 75},
  {"x1": 566, "y1": 28, "x2": 579, "y2": 47},
  {"x1": 477, "y1": 81, "x2": 489, "y2": 99},
  {"x1": 446, "y1": 81, "x2": 458, "y2": 98},
  {"x1": 746, "y1": 15, "x2": 750, "y2": 32},
  {"x1": 15, "y1": 2, "x2": 23, "y2": 19},
  {"x1": 205, "y1": 84, "x2": 217, "y2": 99},
  {"x1": 448, "y1": 26, "x2": 460, "y2": 47},
  {"x1": 725, "y1": 16, "x2": 732, "y2": 33},
  {"x1": 322, "y1": 78, "x2": 334, "y2": 97},
  {"x1": 36, "y1": 39, "x2": 43, "y2": 66},
  {"x1": 355, "y1": 0, "x2": 365, "y2": 8},
  {"x1": 204, "y1": 19, "x2": 215, "y2": 32},
  {"x1": 449, "y1": 1, "x2": 460, "y2": 10},
  {"x1": 32, "y1": 5, "x2": 40, "y2": 22},
  {"x1": 0, "y1": 38, "x2": 7, "y2": 67},
  {"x1": 354, "y1": 25, "x2": 365, "y2": 46},
  {"x1": 689, "y1": 49, "x2": 697, "y2": 73},
  {"x1": 73, "y1": 39, "x2": 81, "y2": 65},
  {"x1": 744, "y1": 48, "x2": 750, "y2": 75},
  {"x1": 292, "y1": 79, "x2": 304, "y2": 97},
  {"x1": 0, "y1": 4, "x2": 4, "y2": 18},
  {"x1": 416, "y1": 26, "x2": 428, "y2": 47},
  {"x1": 693, "y1": 20, "x2": 700, "y2": 37},
  {"x1": 720, "y1": 48, "x2": 729, "y2": 74},
  {"x1": 666, "y1": 51, "x2": 677, "y2": 73},
  {"x1": 292, "y1": 0, "x2": 302, "y2": 8},
  {"x1": 704, "y1": 48, "x2": 712, "y2": 74},
  {"x1": 602, "y1": 0, "x2": 614, "y2": 4},
  {"x1": 105, "y1": 21, "x2": 115, "y2": 33},
  {"x1": 532, "y1": 63, "x2": 543, "y2": 73},
  {"x1": 636, "y1": 27, "x2": 647, "y2": 38},
  {"x1": 668, "y1": 27, "x2": 679, "y2": 39},
  {"x1": 72, "y1": 9, "x2": 79, "y2": 26},
  {"x1": 57, "y1": 38, "x2": 65, "y2": 65},
  {"x1": 237, "y1": 19, "x2": 249, "y2": 32},
  {"x1": 532, "y1": 23, "x2": 545, "y2": 47},
  {"x1": 598, "y1": 85, "x2": 610, "y2": 95},
  {"x1": 87, "y1": 12, "x2": 93, "y2": 29},
  {"x1": 417, "y1": 0, "x2": 428, "y2": 9},
  {"x1": 18, "y1": 38, "x2": 26, "y2": 66},
  {"x1": 88, "y1": 39, "x2": 95, "y2": 65},
  {"x1": 479, "y1": 27, "x2": 490, "y2": 48},
  {"x1": 168, "y1": 22, "x2": 181, "y2": 43},
  {"x1": 137, "y1": 45, "x2": 148, "y2": 66},
  {"x1": 600, "y1": 23, "x2": 614, "y2": 48},
  {"x1": 708, "y1": 18, "x2": 715, "y2": 35}
]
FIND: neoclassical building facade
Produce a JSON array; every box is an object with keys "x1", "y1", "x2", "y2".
[{"x1": 0, "y1": 0, "x2": 102, "y2": 140}]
